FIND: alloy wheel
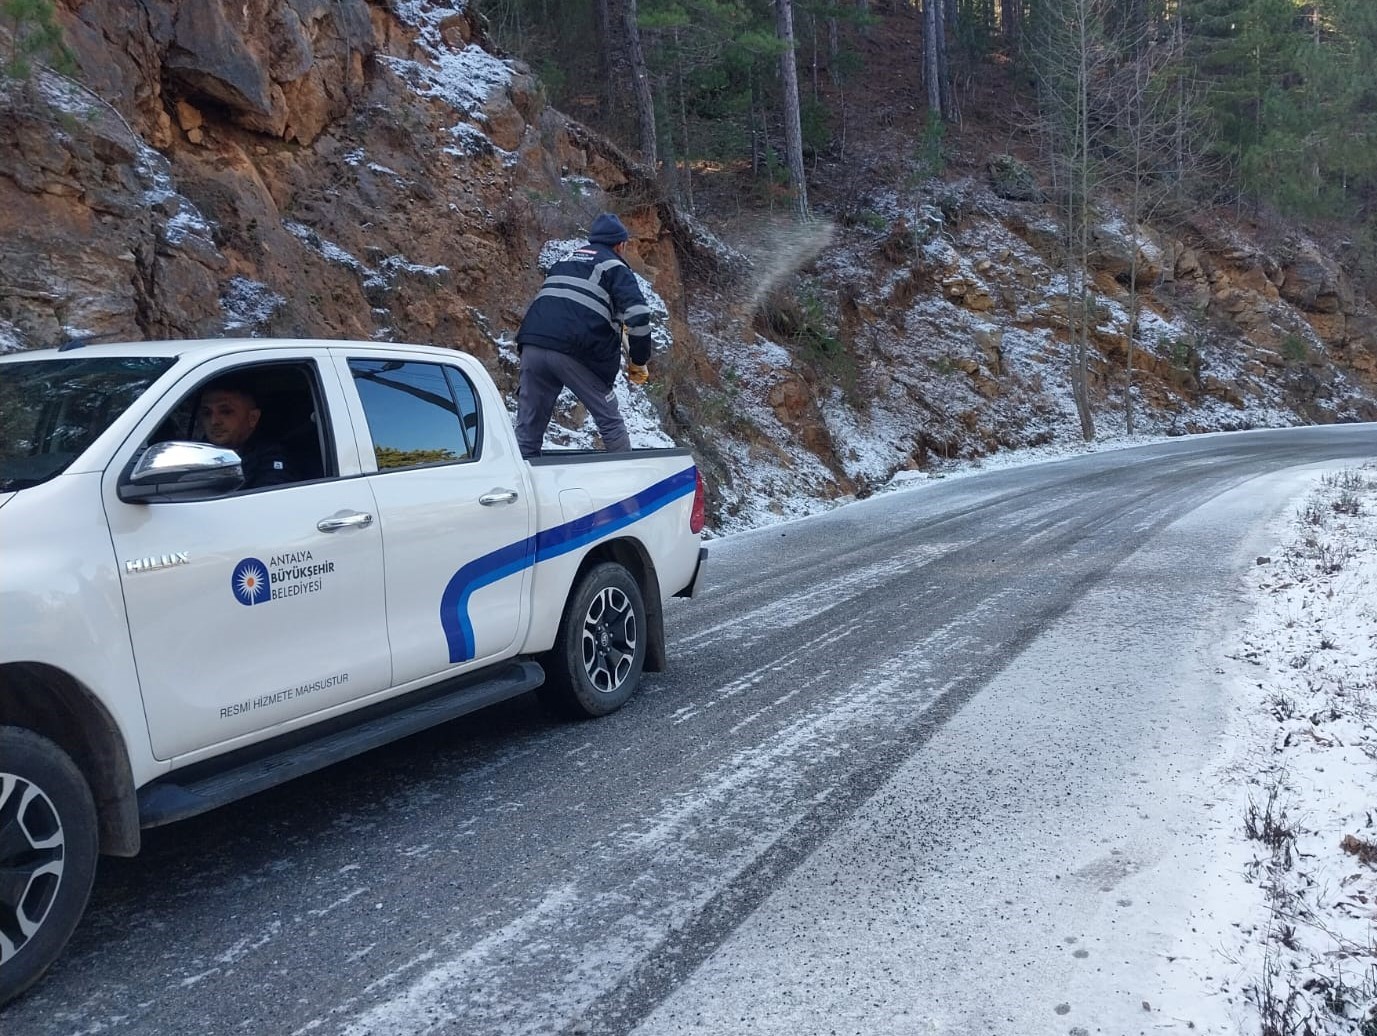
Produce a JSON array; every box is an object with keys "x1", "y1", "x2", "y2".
[
  {"x1": 0, "y1": 773, "x2": 66, "y2": 965},
  {"x1": 580, "y1": 586, "x2": 638, "y2": 694}
]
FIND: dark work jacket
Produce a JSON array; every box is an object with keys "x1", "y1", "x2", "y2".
[
  {"x1": 236, "y1": 433, "x2": 292, "y2": 490},
  {"x1": 515, "y1": 242, "x2": 653, "y2": 388}
]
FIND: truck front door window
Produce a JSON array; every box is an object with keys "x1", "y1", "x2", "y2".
[{"x1": 144, "y1": 362, "x2": 332, "y2": 492}]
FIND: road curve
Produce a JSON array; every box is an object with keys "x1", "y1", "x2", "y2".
[{"x1": 5, "y1": 424, "x2": 1374, "y2": 1036}]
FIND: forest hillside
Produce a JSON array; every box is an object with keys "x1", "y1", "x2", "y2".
[{"x1": 2, "y1": 0, "x2": 1375, "y2": 530}]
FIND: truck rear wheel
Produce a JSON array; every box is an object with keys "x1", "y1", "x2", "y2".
[
  {"x1": 0, "y1": 727, "x2": 98, "y2": 1007},
  {"x1": 540, "y1": 562, "x2": 647, "y2": 718}
]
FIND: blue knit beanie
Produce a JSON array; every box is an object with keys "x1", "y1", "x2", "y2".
[{"x1": 588, "y1": 212, "x2": 630, "y2": 246}]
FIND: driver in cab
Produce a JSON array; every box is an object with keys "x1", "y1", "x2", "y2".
[{"x1": 198, "y1": 377, "x2": 293, "y2": 490}]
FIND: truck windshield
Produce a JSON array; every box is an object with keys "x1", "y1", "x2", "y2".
[{"x1": 0, "y1": 356, "x2": 174, "y2": 491}]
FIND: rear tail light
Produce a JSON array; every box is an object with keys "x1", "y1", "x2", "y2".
[{"x1": 689, "y1": 469, "x2": 705, "y2": 534}]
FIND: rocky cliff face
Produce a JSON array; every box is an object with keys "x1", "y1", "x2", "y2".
[
  {"x1": 0, "y1": 0, "x2": 693, "y2": 379},
  {"x1": 2, "y1": 1, "x2": 1374, "y2": 532},
  {"x1": 671, "y1": 178, "x2": 1377, "y2": 527}
]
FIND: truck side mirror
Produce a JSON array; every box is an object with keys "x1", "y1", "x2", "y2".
[{"x1": 117, "y1": 441, "x2": 245, "y2": 502}]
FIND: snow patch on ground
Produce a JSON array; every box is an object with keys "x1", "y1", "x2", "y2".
[
  {"x1": 221, "y1": 277, "x2": 285, "y2": 334},
  {"x1": 1084, "y1": 463, "x2": 1377, "y2": 1035},
  {"x1": 0, "y1": 319, "x2": 28, "y2": 353},
  {"x1": 445, "y1": 122, "x2": 498, "y2": 159},
  {"x1": 386, "y1": 0, "x2": 469, "y2": 42},
  {"x1": 377, "y1": 2, "x2": 518, "y2": 165},
  {"x1": 284, "y1": 220, "x2": 365, "y2": 272},
  {"x1": 284, "y1": 220, "x2": 448, "y2": 297},
  {"x1": 1213, "y1": 464, "x2": 1377, "y2": 1034},
  {"x1": 162, "y1": 203, "x2": 215, "y2": 248},
  {"x1": 376, "y1": 48, "x2": 511, "y2": 119}
]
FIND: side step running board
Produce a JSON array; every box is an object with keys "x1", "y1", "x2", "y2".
[{"x1": 138, "y1": 660, "x2": 545, "y2": 828}]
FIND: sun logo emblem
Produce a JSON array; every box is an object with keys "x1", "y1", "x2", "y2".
[{"x1": 231, "y1": 557, "x2": 271, "y2": 606}]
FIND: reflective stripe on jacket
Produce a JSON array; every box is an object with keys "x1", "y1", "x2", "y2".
[{"x1": 516, "y1": 243, "x2": 652, "y2": 387}]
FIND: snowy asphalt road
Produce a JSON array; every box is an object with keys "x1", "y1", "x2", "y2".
[{"x1": 7, "y1": 425, "x2": 1376, "y2": 1036}]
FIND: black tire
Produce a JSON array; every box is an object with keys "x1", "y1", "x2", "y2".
[
  {"x1": 539, "y1": 562, "x2": 647, "y2": 719},
  {"x1": 0, "y1": 727, "x2": 98, "y2": 1007}
]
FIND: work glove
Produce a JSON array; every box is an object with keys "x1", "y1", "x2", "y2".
[{"x1": 626, "y1": 362, "x2": 649, "y2": 386}]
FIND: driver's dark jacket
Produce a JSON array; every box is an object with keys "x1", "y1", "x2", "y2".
[
  {"x1": 515, "y1": 243, "x2": 653, "y2": 388},
  {"x1": 236, "y1": 433, "x2": 292, "y2": 490}
]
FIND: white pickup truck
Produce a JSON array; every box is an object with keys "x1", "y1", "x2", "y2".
[{"x1": 0, "y1": 337, "x2": 707, "y2": 1003}]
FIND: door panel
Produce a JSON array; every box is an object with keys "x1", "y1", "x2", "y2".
[
  {"x1": 342, "y1": 356, "x2": 532, "y2": 686},
  {"x1": 104, "y1": 354, "x2": 392, "y2": 760}
]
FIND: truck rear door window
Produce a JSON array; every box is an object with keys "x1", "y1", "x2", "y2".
[
  {"x1": 349, "y1": 359, "x2": 478, "y2": 470},
  {"x1": 444, "y1": 366, "x2": 482, "y2": 457},
  {"x1": 0, "y1": 356, "x2": 173, "y2": 491}
]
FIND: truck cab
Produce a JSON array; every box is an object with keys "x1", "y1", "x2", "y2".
[{"x1": 0, "y1": 338, "x2": 706, "y2": 1004}]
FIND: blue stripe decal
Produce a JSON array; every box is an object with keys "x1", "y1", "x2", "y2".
[{"x1": 439, "y1": 465, "x2": 697, "y2": 663}]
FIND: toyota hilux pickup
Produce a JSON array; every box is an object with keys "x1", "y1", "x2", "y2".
[{"x1": 0, "y1": 337, "x2": 707, "y2": 1003}]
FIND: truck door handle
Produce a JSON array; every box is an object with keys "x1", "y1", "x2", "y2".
[
  {"x1": 317, "y1": 511, "x2": 374, "y2": 532},
  {"x1": 479, "y1": 488, "x2": 519, "y2": 506}
]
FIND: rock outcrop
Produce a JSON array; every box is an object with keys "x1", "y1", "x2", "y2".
[{"x1": 1, "y1": 0, "x2": 698, "y2": 380}]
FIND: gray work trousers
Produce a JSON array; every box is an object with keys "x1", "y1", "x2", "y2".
[{"x1": 514, "y1": 345, "x2": 630, "y2": 458}]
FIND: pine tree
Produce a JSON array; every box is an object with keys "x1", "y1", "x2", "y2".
[
  {"x1": 774, "y1": 0, "x2": 810, "y2": 216},
  {"x1": 625, "y1": 0, "x2": 660, "y2": 169},
  {"x1": 1263, "y1": 0, "x2": 1377, "y2": 219},
  {"x1": 1181, "y1": 0, "x2": 1298, "y2": 203},
  {"x1": 1, "y1": 0, "x2": 73, "y2": 83}
]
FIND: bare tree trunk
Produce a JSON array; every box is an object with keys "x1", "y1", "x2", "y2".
[
  {"x1": 1118, "y1": 24, "x2": 1191, "y2": 434},
  {"x1": 924, "y1": 0, "x2": 941, "y2": 115},
  {"x1": 659, "y1": 71, "x2": 681, "y2": 200},
  {"x1": 1126, "y1": 246, "x2": 1138, "y2": 435},
  {"x1": 775, "y1": 0, "x2": 810, "y2": 218},
  {"x1": 1037, "y1": 0, "x2": 1099, "y2": 442},
  {"x1": 1174, "y1": 13, "x2": 1188, "y2": 203},
  {"x1": 937, "y1": 0, "x2": 955, "y2": 123},
  {"x1": 674, "y1": 28, "x2": 694, "y2": 212},
  {"x1": 829, "y1": 16, "x2": 840, "y2": 85},
  {"x1": 1124, "y1": 48, "x2": 1147, "y2": 437},
  {"x1": 924, "y1": 0, "x2": 956, "y2": 122},
  {"x1": 1000, "y1": 0, "x2": 1018, "y2": 45},
  {"x1": 750, "y1": 67, "x2": 763, "y2": 178},
  {"x1": 804, "y1": 12, "x2": 814, "y2": 101},
  {"x1": 594, "y1": 0, "x2": 612, "y2": 117},
  {"x1": 624, "y1": 0, "x2": 658, "y2": 170},
  {"x1": 1073, "y1": 0, "x2": 1095, "y2": 442}
]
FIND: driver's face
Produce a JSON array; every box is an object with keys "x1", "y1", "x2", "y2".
[{"x1": 199, "y1": 390, "x2": 260, "y2": 449}]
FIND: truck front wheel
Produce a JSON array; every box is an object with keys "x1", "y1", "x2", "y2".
[
  {"x1": 0, "y1": 727, "x2": 98, "y2": 1007},
  {"x1": 540, "y1": 563, "x2": 647, "y2": 718}
]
